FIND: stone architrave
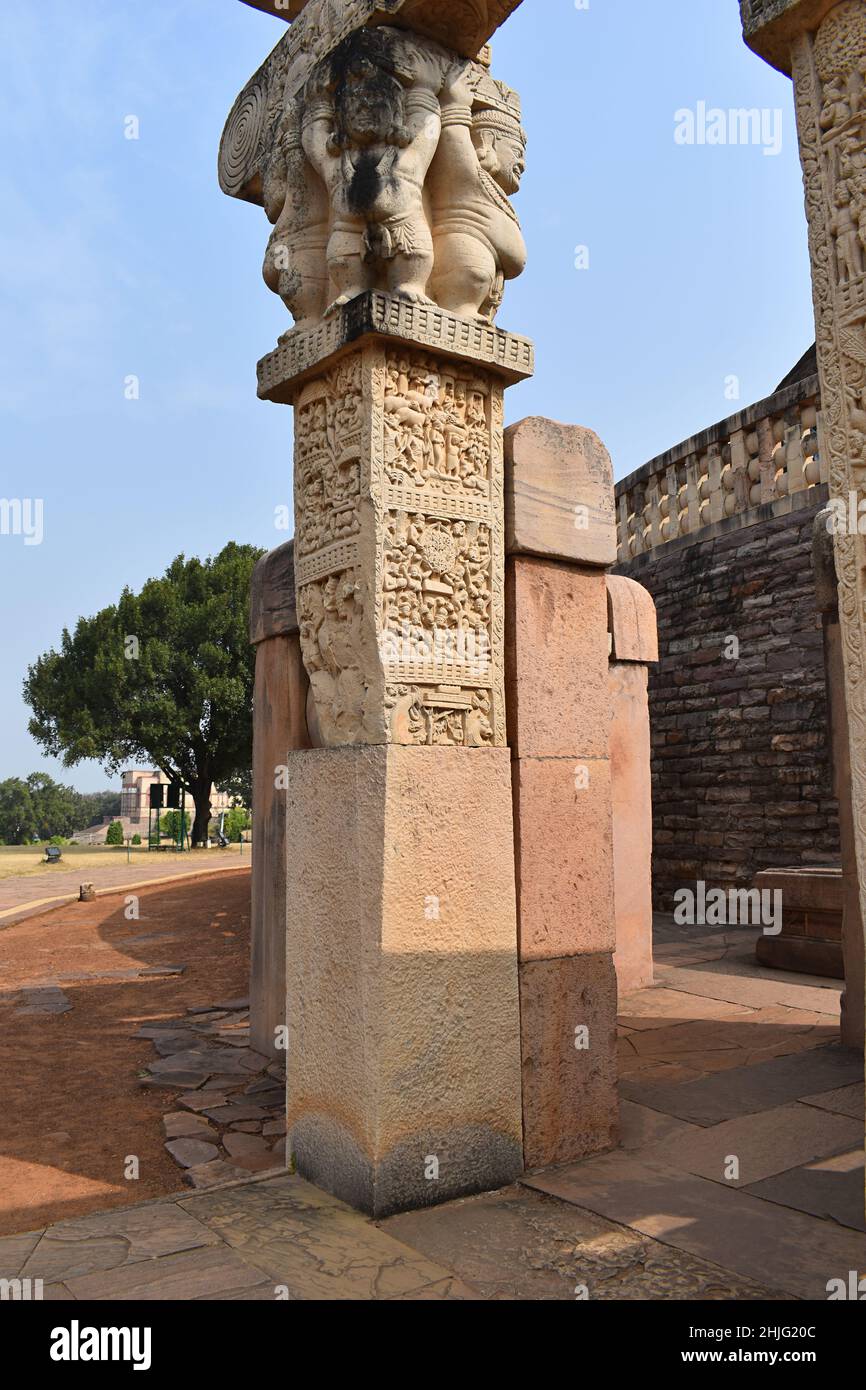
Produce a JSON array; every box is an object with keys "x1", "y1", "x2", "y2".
[
  {"x1": 224, "y1": 0, "x2": 530, "y2": 1215},
  {"x1": 740, "y1": 0, "x2": 866, "y2": 1069}
]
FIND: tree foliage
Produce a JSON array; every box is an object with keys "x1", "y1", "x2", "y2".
[
  {"x1": 24, "y1": 543, "x2": 264, "y2": 845},
  {"x1": 0, "y1": 774, "x2": 120, "y2": 845},
  {"x1": 105, "y1": 821, "x2": 125, "y2": 846}
]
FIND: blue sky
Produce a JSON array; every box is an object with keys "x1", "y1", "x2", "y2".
[{"x1": 0, "y1": 0, "x2": 814, "y2": 791}]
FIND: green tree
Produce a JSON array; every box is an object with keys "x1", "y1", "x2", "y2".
[
  {"x1": 0, "y1": 779, "x2": 38, "y2": 844},
  {"x1": 224, "y1": 806, "x2": 252, "y2": 843},
  {"x1": 159, "y1": 810, "x2": 190, "y2": 843},
  {"x1": 105, "y1": 821, "x2": 124, "y2": 846},
  {"x1": 131, "y1": 834, "x2": 142, "y2": 846},
  {"x1": 24, "y1": 543, "x2": 264, "y2": 846}
]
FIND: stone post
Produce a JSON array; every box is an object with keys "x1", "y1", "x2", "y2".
[
  {"x1": 606, "y1": 575, "x2": 658, "y2": 995},
  {"x1": 814, "y1": 510, "x2": 865, "y2": 1046},
  {"x1": 740, "y1": 0, "x2": 866, "y2": 1066},
  {"x1": 504, "y1": 416, "x2": 620, "y2": 1169},
  {"x1": 249, "y1": 541, "x2": 311, "y2": 1059},
  {"x1": 223, "y1": 0, "x2": 531, "y2": 1216}
]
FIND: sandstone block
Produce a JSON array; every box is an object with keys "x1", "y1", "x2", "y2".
[
  {"x1": 285, "y1": 745, "x2": 523, "y2": 1217},
  {"x1": 607, "y1": 575, "x2": 659, "y2": 664},
  {"x1": 506, "y1": 558, "x2": 610, "y2": 760},
  {"x1": 504, "y1": 416, "x2": 616, "y2": 567},
  {"x1": 519, "y1": 952, "x2": 619, "y2": 1170},
  {"x1": 513, "y1": 757, "x2": 616, "y2": 961}
]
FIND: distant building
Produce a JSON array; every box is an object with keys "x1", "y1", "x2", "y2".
[{"x1": 73, "y1": 770, "x2": 236, "y2": 844}]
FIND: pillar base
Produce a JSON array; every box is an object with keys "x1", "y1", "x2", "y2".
[{"x1": 284, "y1": 744, "x2": 523, "y2": 1218}]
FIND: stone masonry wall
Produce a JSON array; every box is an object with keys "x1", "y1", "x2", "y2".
[{"x1": 615, "y1": 488, "x2": 840, "y2": 910}]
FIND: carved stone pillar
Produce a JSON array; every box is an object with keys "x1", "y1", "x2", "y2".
[
  {"x1": 223, "y1": 0, "x2": 531, "y2": 1215},
  {"x1": 741, "y1": 0, "x2": 866, "y2": 1060}
]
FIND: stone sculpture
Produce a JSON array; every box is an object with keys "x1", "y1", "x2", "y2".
[{"x1": 219, "y1": 4, "x2": 527, "y2": 330}]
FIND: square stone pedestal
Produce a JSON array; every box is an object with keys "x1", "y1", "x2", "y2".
[{"x1": 284, "y1": 744, "x2": 523, "y2": 1218}]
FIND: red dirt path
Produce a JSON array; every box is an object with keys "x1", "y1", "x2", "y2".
[{"x1": 0, "y1": 869, "x2": 251, "y2": 1237}]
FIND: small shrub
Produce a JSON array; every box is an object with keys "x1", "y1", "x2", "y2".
[{"x1": 105, "y1": 821, "x2": 124, "y2": 846}]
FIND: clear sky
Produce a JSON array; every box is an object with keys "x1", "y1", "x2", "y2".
[{"x1": 0, "y1": 0, "x2": 815, "y2": 792}]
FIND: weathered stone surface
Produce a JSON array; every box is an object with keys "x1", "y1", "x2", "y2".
[
  {"x1": 166, "y1": 1138, "x2": 221, "y2": 1169},
  {"x1": 19, "y1": 1205, "x2": 220, "y2": 1284},
  {"x1": 744, "y1": 1149, "x2": 865, "y2": 1231},
  {"x1": 163, "y1": 1112, "x2": 220, "y2": 1142},
  {"x1": 250, "y1": 629, "x2": 310, "y2": 1059},
  {"x1": 250, "y1": 540, "x2": 298, "y2": 644},
  {"x1": 513, "y1": 757, "x2": 615, "y2": 961},
  {"x1": 179, "y1": 1171, "x2": 462, "y2": 1299},
  {"x1": 523, "y1": 1149, "x2": 861, "y2": 1301},
  {"x1": 383, "y1": 1183, "x2": 784, "y2": 1301},
  {"x1": 621, "y1": 1044, "x2": 863, "y2": 1126},
  {"x1": 800, "y1": 1081, "x2": 864, "y2": 1119},
  {"x1": 183, "y1": 1160, "x2": 252, "y2": 1191},
  {"x1": 610, "y1": 661, "x2": 654, "y2": 993},
  {"x1": 505, "y1": 558, "x2": 610, "y2": 760},
  {"x1": 284, "y1": 744, "x2": 523, "y2": 1216},
  {"x1": 740, "y1": 0, "x2": 842, "y2": 73},
  {"x1": 504, "y1": 417, "x2": 616, "y2": 566},
  {"x1": 645, "y1": 1101, "x2": 862, "y2": 1186},
  {"x1": 606, "y1": 575, "x2": 658, "y2": 664},
  {"x1": 63, "y1": 1243, "x2": 270, "y2": 1301},
  {"x1": 519, "y1": 952, "x2": 618, "y2": 1170}
]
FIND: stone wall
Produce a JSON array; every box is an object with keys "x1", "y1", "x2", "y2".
[{"x1": 616, "y1": 488, "x2": 840, "y2": 910}]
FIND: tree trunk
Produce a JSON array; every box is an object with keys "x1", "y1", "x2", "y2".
[{"x1": 191, "y1": 785, "x2": 212, "y2": 847}]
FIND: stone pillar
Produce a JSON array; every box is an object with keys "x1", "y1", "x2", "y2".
[
  {"x1": 814, "y1": 510, "x2": 865, "y2": 1047},
  {"x1": 504, "y1": 416, "x2": 620, "y2": 1169},
  {"x1": 740, "y1": 0, "x2": 866, "y2": 1065},
  {"x1": 606, "y1": 575, "x2": 658, "y2": 995},
  {"x1": 249, "y1": 542, "x2": 311, "y2": 1059},
  {"x1": 222, "y1": 0, "x2": 531, "y2": 1216}
]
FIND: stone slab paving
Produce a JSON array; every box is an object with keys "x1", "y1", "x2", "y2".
[
  {"x1": 0, "y1": 919, "x2": 860, "y2": 1301},
  {"x1": 800, "y1": 1083, "x2": 864, "y2": 1121},
  {"x1": 641, "y1": 1101, "x2": 862, "y2": 1187},
  {"x1": 621, "y1": 1045, "x2": 864, "y2": 1126},
  {"x1": 524, "y1": 1153, "x2": 866, "y2": 1301},
  {"x1": 382, "y1": 1184, "x2": 786, "y2": 1300}
]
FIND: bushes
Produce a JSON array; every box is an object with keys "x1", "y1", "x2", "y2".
[{"x1": 105, "y1": 821, "x2": 124, "y2": 846}]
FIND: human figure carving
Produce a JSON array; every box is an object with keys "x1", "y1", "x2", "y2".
[
  {"x1": 301, "y1": 27, "x2": 448, "y2": 315},
  {"x1": 262, "y1": 106, "x2": 330, "y2": 329},
  {"x1": 428, "y1": 62, "x2": 527, "y2": 321},
  {"x1": 831, "y1": 180, "x2": 864, "y2": 284}
]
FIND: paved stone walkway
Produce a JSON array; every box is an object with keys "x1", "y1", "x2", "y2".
[
  {"x1": 2, "y1": 920, "x2": 861, "y2": 1301},
  {"x1": 0, "y1": 858, "x2": 250, "y2": 929}
]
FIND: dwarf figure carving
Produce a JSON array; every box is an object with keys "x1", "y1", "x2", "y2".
[
  {"x1": 428, "y1": 62, "x2": 527, "y2": 321},
  {"x1": 262, "y1": 104, "x2": 331, "y2": 329},
  {"x1": 301, "y1": 27, "x2": 449, "y2": 314}
]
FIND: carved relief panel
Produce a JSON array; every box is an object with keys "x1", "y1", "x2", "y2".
[{"x1": 293, "y1": 343, "x2": 506, "y2": 748}]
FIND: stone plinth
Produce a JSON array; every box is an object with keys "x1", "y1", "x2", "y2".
[
  {"x1": 505, "y1": 417, "x2": 619, "y2": 1168},
  {"x1": 754, "y1": 867, "x2": 845, "y2": 978},
  {"x1": 249, "y1": 541, "x2": 311, "y2": 1059},
  {"x1": 607, "y1": 575, "x2": 657, "y2": 995},
  {"x1": 284, "y1": 744, "x2": 523, "y2": 1216}
]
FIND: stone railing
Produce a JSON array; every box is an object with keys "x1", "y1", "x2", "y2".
[{"x1": 616, "y1": 374, "x2": 824, "y2": 562}]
